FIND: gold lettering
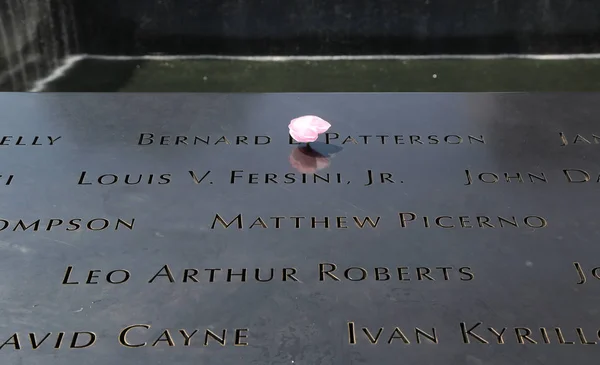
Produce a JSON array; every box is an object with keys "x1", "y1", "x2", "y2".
[
  {"x1": 62, "y1": 266, "x2": 79, "y2": 285},
  {"x1": 319, "y1": 263, "x2": 340, "y2": 281},
  {"x1": 415, "y1": 328, "x2": 437, "y2": 344},
  {"x1": 0, "y1": 334, "x2": 20, "y2": 350},
  {"x1": 575, "y1": 262, "x2": 587, "y2": 285},
  {"x1": 283, "y1": 268, "x2": 299, "y2": 281},
  {"x1": 152, "y1": 330, "x2": 175, "y2": 347},
  {"x1": 488, "y1": 327, "x2": 505, "y2": 344},
  {"x1": 254, "y1": 268, "x2": 274, "y2": 282},
  {"x1": 416, "y1": 267, "x2": 434, "y2": 281},
  {"x1": 211, "y1": 214, "x2": 242, "y2": 229},
  {"x1": 234, "y1": 329, "x2": 248, "y2": 346},
  {"x1": 540, "y1": 327, "x2": 551, "y2": 343},
  {"x1": 362, "y1": 327, "x2": 383, "y2": 344},
  {"x1": 555, "y1": 328, "x2": 575, "y2": 344},
  {"x1": 515, "y1": 328, "x2": 536, "y2": 344},
  {"x1": 574, "y1": 134, "x2": 591, "y2": 144},
  {"x1": 183, "y1": 269, "x2": 199, "y2": 283},
  {"x1": 459, "y1": 267, "x2": 475, "y2": 281},
  {"x1": 29, "y1": 333, "x2": 51, "y2": 349},
  {"x1": 559, "y1": 132, "x2": 568, "y2": 146},
  {"x1": 54, "y1": 332, "x2": 64, "y2": 349},
  {"x1": 311, "y1": 217, "x2": 329, "y2": 228},
  {"x1": 179, "y1": 330, "x2": 198, "y2": 346},
  {"x1": 388, "y1": 328, "x2": 410, "y2": 344},
  {"x1": 119, "y1": 324, "x2": 150, "y2": 348},
  {"x1": 353, "y1": 216, "x2": 380, "y2": 228},
  {"x1": 149, "y1": 265, "x2": 175, "y2": 283},
  {"x1": 227, "y1": 269, "x2": 247, "y2": 282},
  {"x1": 249, "y1": 217, "x2": 267, "y2": 229},
  {"x1": 460, "y1": 322, "x2": 488, "y2": 344},
  {"x1": 204, "y1": 330, "x2": 226, "y2": 346},
  {"x1": 564, "y1": 169, "x2": 590, "y2": 183},
  {"x1": 345, "y1": 267, "x2": 367, "y2": 281},
  {"x1": 348, "y1": 322, "x2": 356, "y2": 344},
  {"x1": 577, "y1": 328, "x2": 596, "y2": 344},
  {"x1": 398, "y1": 212, "x2": 416, "y2": 227},
  {"x1": 70, "y1": 332, "x2": 96, "y2": 349}
]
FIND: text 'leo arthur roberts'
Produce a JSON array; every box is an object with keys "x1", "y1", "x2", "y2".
[{"x1": 209, "y1": 213, "x2": 547, "y2": 230}]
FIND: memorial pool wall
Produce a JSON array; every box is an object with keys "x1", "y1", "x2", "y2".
[{"x1": 2, "y1": 0, "x2": 600, "y2": 90}]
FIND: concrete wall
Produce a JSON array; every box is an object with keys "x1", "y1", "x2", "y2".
[{"x1": 0, "y1": 0, "x2": 78, "y2": 91}]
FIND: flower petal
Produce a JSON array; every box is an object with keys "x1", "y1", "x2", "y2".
[
  {"x1": 308, "y1": 116, "x2": 331, "y2": 133},
  {"x1": 289, "y1": 127, "x2": 318, "y2": 143}
]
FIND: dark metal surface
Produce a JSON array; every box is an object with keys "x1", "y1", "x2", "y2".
[{"x1": 0, "y1": 93, "x2": 599, "y2": 364}]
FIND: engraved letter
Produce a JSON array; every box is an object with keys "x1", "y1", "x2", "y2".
[
  {"x1": 348, "y1": 322, "x2": 356, "y2": 344},
  {"x1": 211, "y1": 214, "x2": 242, "y2": 229},
  {"x1": 353, "y1": 216, "x2": 380, "y2": 228},
  {"x1": 62, "y1": 266, "x2": 79, "y2": 285},
  {"x1": 0, "y1": 334, "x2": 20, "y2": 350},
  {"x1": 119, "y1": 324, "x2": 150, "y2": 348},
  {"x1": 70, "y1": 332, "x2": 96, "y2": 348},
  {"x1": 234, "y1": 329, "x2": 248, "y2": 346},
  {"x1": 77, "y1": 171, "x2": 92, "y2": 185},
  {"x1": 189, "y1": 170, "x2": 211, "y2": 184},
  {"x1": 204, "y1": 330, "x2": 226, "y2": 346},
  {"x1": 362, "y1": 327, "x2": 384, "y2": 344},
  {"x1": 138, "y1": 133, "x2": 154, "y2": 145},
  {"x1": 559, "y1": 132, "x2": 568, "y2": 146},
  {"x1": 148, "y1": 265, "x2": 175, "y2": 283},
  {"x1": 179, "y1": 330, "x2": 198, "y2": 346},
  {"x1": 460, "y1": 322, "x2": 488, "y2": 344},
  {"x1": 398, "y1": 212, "x2": 416, "y2": 227},
  {"x1": 319, "y1": 263, "x2": 340, "y2": 281},
  {"x1": 415, "y1": 328, "x2": 438, "y2": 344},
  {"x1": 29, "y1": 333, "x2": 51, "y2": 349},
  {"x1": 515, "y1": 328, "x2": 537, "y2": 344},
  {"x1": 564, "y1": 169, "x2": 590, "y2": 183},
  {"x1": 152, "y1": 330, "x2": 175, "y2": 347},
  {"x1": 574, "y1": 262, "x2": 587, "y2": 285},
  {"x1": 464, "y1": 169, "x2": 472, "y2": 185}
]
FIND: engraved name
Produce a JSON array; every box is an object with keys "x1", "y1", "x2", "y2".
[
  {"x1": 119, "y1": 325, "x2": 248, "y2": 348},
  {"x1": 78, "y1": 171, "x2": 172, "y2": 185},
  {"x1": 210, "y1": 213, "x2": 547, "y2": 229},
  {"x1": 464, "y1": 170, "x2": 547, "y2": 185},
  {"x1": 289, "y1": 134, "x2": 485, "y2": 145},
  {"x1": 0, "y1": 327, "x2": 249, "y2": 350},
  {"x1": 559, "y1": 132, "x2": 600, "y2": 146},
  {"x1": 463, "y1": 169, "x2": 600, "y2": 184},
  {"x1": 138, "y1": 133, "x2": 270, "y2": 146},
  {"x1": 348, "y1": 322, "x2": 438, "y2": 344},
  {"x1": 228, "y1": 170, "x2": 395, "y2": 186},
  {"x1": 398, "y1": 213, "x2": 547, "y2": 229},
  {"x1": 347, "y1": 322, "x2": 600, "y2": 345},
  {"x1": 0, "y1": 218, "x2": 134, "y2": 232},
  {"x1": 62, "y1": 264, "x2": 474, "y2": 284},
  {"x1": 458, "y1": 322, "x2": 599, "y2": 345},
  {"x1": 319, "y1": 263, "x2": 474, "y2": 281},
  {"x1": 0, "y1": 136, "x2": 61, "y2": 146},
  {"x1": 0, "y1": 331, "x2": 96, "y2": 350},
  {"x1": 211, "y1": 214, "x2": 380, "y2": 229},
  {"x1": 563, "y1": 169, "x2": 600, "y2": 183},
  {"x1": 573, "y1": 262, "x2": 600, "y2": 285}
]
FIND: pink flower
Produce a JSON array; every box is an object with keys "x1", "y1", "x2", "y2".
[
  {"x1": 288, "y1": 115, "x2": 331, "y2": 143},
  {"x1": 289, "y1": 147, "x2": 330, "y2": 173}
]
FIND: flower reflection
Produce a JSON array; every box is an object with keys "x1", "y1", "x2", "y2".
[{"x1": 289, "y1": 146, "x2": 330, "y2": 173}]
